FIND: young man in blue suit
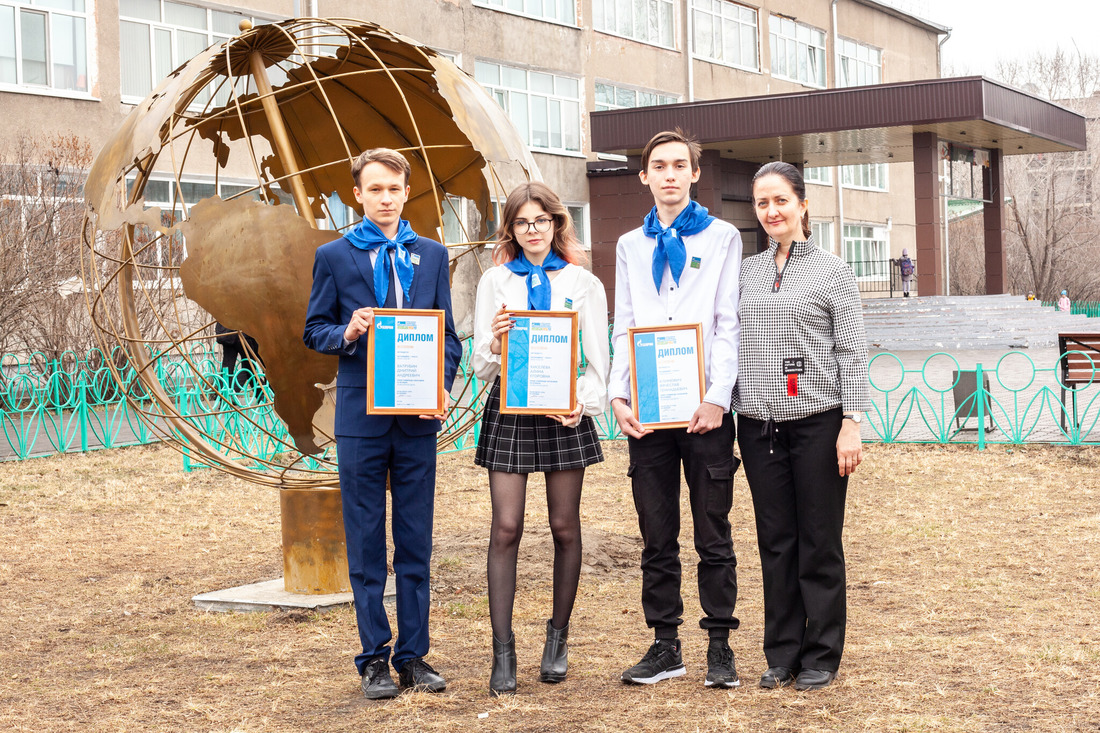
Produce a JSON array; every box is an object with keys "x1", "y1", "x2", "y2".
[{"x1": 303, "y1": 148, "x2": 462, "y2": 699}]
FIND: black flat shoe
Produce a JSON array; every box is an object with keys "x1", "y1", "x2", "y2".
[
  {"x1": 794, "y1": 668, "x2": 836, "y2": 691},
  {"x1": 759, "y1": 666, "x2": 796, "y2": 689}
]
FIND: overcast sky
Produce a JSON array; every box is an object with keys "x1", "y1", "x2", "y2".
[{"x1": 904, "y1": 0, "x2": 1100, "y2": 76}]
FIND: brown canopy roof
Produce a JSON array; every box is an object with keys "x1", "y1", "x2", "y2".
[{"x1": 590, "y1": 76, "x2": 1087, "y2": 166}]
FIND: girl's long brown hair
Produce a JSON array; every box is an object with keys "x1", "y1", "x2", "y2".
[{"x1": 492, "y1": 182, "x2": 587, "y2": 265}]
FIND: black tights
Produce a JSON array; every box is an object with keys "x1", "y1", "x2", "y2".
[{"x1": 486, "y1": 468, "x2": 584, "y2": 641}]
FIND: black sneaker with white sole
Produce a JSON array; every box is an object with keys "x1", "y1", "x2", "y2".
[
  {"x1": 704, "y1": 639, "x2": 740, "y2": 689},
  {"x1": 621, "y1": 638, "x2": 686, "y2": 685}
]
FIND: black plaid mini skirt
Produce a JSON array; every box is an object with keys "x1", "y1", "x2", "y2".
[{"x1": 474, "y1": 378, "x2": 604, "y2": 473}]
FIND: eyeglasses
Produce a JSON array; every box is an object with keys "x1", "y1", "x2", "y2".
[{"x1": 512, "y1": 217, "x2": 553, "y2": 234}]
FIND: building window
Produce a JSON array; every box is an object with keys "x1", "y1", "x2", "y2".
[
  {"x1": 567, "y1": 204, "x2": 587, "y2": 248},
  {"x1": 804, "y1": 167, "x2": 832, "y2": 185},
  {"x1": 594, "y1": 81, "x2": 677, "y2": 111},
  {"x1": 485, "y1": 200, "x2": 588, "y2": 248},
  {"x1": 842, "y1": 223, "x2": 887, "y2": 278},
  {"x1": 473, "y1": 0, "x2": 575, "y2": 25},
  {"x1": 768, "y1": 15, "x2": 825, "y2": 88},
  {"x1": 838, "y1": 37, "x2": 881, "y2": 87},
  {"x1": 0, "y1": 0, "x2": 89, "y2": 92},
  {"x1": 119, "y1": 0, "x2": 260, "y2": 104},
  {"x1": 811, "y1": 220, "x2": 832, "y2": 254},
  {"x1": 691, "y1": 0, "x2": 757, "y2": 71},
  {"x1": 475, "y1": 61, "x2": 581, "y2": 154},
  {"x1": 841, "y1": 163, "x2": 888, "y2": 191},
  {"x1": 593, "y1": 0, "x2": 675, "y2": 49}
]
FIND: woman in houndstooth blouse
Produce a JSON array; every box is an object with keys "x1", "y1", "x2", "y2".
[
  {"x1": 733, "y1": 162, "x2": 869, "y2": 692},
  {"x1": 472, "y1": 182, "x2": 609, "y2": 696}
]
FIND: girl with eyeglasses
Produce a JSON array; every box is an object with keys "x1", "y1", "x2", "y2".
[{"x1": 472, "y1": 182, "x2": 609, "y2": 696}]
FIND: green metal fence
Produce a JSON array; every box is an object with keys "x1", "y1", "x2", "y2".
[
  {"x1": 1040, "y1": 300, "x2": 1100, "y2": 318},
  {"x1": 2, "y1": 342, "x2": 1097, "y2": 466}
]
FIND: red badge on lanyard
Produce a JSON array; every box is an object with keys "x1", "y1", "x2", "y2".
[{"x1": 783, "y1": 358, "x2": 804, "y2": 397}]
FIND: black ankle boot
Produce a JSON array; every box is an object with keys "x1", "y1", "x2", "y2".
[
  {"x1": 539, "y1": 620, "x2": 568, "y2": 683},
  {"x1": 490, "y1": 634, "x2": 517, "y2": 696}
]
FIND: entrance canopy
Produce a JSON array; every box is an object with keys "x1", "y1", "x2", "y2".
[
  {"x1": 590, "y1": 76, "x2": 1085, "y2": 165},
  {"x1": 589, "y1": 76, "x2": 1087, "y2": 297}
]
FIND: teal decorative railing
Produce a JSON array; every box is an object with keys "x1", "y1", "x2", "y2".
[
  {"x1": 2, "y1": 343, "x2": 1096, "y2": 465},
  {"x1": 1041, "y1": 300, "x2": 1100, "y2": 318}
]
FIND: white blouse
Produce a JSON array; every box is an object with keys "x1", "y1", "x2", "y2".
[{"x1": 473, "y1": 263, "x2": 610, "y2": 417}]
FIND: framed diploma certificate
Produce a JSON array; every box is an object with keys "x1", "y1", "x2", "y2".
[
  {"x1": 628, "y1": 323, "x2": 706, "y2": 429},
  {"x1": 366, "y1": 309, "x2": 446, "y2": 415},
  {"x1": 500, "y1": 310, "x2": 579, "y2": 415}
]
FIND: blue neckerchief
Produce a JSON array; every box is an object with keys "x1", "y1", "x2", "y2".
[
  {"x1": 643, "y1": 201, "x2": 715, "y2": 293},
  {"x1": 345, "y1": 217, "x2": 417, "y2": 305},
  {"x1": 504, "y1": 250, "x2": 567, "y2": 310}
]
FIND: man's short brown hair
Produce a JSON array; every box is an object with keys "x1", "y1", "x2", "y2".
[
  {"x1": 351, "y1": 148, "x2": 412, "y2": 187},
  {"x1": 641, "y1": 129, "x2": 702, "y2": 172}
]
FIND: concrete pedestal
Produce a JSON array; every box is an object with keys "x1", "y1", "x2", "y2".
[{"x1": 192, "y1": 575, "x2": 394, "y2": 613}]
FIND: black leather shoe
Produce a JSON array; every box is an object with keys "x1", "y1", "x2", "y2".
[
  {"x1": 759, "y1": 666, "x2": 796, "y2": 689},
  {"x1": 489, "y1": 634, "x2": 517, "y2": 696},
  {"x1": 794, "y1": 668, "x2": 836, "y2": 691},
  {"x1": 539, "y1": 620, "x2": 568, "y2": 683},
  {"x1": 399, "y1": 658, "x2": 447, "y2": 693},
  {"x1": 361, "y1": 656, "x2": 400, "y2": 699}
]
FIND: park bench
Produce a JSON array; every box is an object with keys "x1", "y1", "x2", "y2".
[{"x1": 1057, "y1": 332, "x2": 1100, "y2": 430}]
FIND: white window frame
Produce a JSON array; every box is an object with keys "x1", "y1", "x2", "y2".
[
  {"x1": 842, "y1": 223, "x2": 888, "y2": 281},
  {"x1": 566, "y1": 202, "x2": 589, "y2": 249},
  {"x1": 118, "y1": 0, "x2": 275, "y2": 106},
  {"x1": 804, "y1": 166, "x2": 832, "y2": 186},
  {"x1": 0, "y1": 0, "x2": 92, "y2": 96},
  {"x1": 691, "y1": 0, "x2": 758, "y2": 72},
  {"x1": 768, "y1": 14, "x2": 826, "y2": 88},
  {"x1": 593, "y1": 80, "x2": 678, "y2": 111},
  {"x1": 810, "y1": 220, "x2": 833, "y2": 254},
  {"x1": 483, "y1": 198, "x2": 588, "y2": 249},
  {"x1": 837, "y1": 37, "x2": 881, "y2": 88},
  {"x1": 472, "y1": 0, "x2": 576, "y2": 27},
  {"x1": 476, "y1": 60, "x2": 583, "y2": 156},
  {"x1": 841, "y1": 163, "x2": 889, "y2": 192},
  {"x1": 593, "y1": 0, "x2": 677, "y2": 50}
]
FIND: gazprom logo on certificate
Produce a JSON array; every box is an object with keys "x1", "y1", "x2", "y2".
[{"x1": 633, "y1": 332, "x2": 661, "y2": 424}]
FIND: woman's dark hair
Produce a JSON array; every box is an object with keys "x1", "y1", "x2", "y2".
[{"x1": 752, "y1": 161, "x2": 812, "y2": 239}]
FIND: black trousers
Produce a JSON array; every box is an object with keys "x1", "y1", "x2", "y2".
[
  {"x1": 737, "y1": 408, "x2": 848, "y2": 672},
  {"x1": 627, "y1": 413, "x2": 739, "y2": 639}
]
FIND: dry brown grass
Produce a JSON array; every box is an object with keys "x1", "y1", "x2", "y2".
[{"x1": 0, "y1": 442, "x2": 1098, "y2": 732}]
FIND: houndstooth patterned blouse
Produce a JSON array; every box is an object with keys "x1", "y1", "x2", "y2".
[{"x1": 732, "y1": 235, "x2": 869, "y2": 422}]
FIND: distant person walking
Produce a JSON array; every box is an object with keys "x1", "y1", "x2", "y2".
[
  {"x1": 1058, "y1": 290, "x2": 1071, "y2": 312},
  {"x1": 898, "y1": 249, "x2": 915, "y2": 298},
  {"x1": 214, "y1": 322, "x2": 261, "y2": 392}
]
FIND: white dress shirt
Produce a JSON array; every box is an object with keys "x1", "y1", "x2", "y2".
[
  {"x1": 473, "y1": 263, "x2": 610, "y2": 416},
  {"x1": 608, "y1": 218, "x2": 742, "y2": 410}
]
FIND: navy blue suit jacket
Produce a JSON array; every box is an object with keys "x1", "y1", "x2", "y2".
[{"x1": 302, "y1": 234, "x2": 462, "y2": 438}]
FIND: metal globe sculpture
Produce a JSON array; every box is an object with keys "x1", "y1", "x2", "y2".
[{"x1": 81, "y1": 17, "x2": 539, "y2": 490}]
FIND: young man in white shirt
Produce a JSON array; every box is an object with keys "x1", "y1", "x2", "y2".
[{"x1": 609, "y1": 129, "x2": 742, "y2": 689}]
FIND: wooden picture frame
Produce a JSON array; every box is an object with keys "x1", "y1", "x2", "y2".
[
  {"x1": 366, "y1": 308, "x2": 445, "y2": 415},
  {"x1": 628, "y1": 322, "x2": 706, "y2": 430},
  {"x1": 500, "y1": 310, "x2": 579, "y2": 415}
]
